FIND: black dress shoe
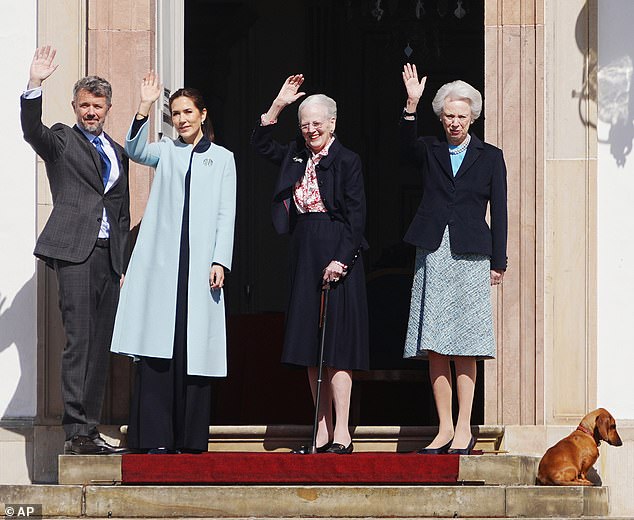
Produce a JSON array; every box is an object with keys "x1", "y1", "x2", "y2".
[
  {"x1": 325, "y1": 442, "x2": 353, "y2": 454},
  {"x1": 416, "y1": 438, "x2": 453, "y2": 455},
  {"x1": 64, "y1": 435, "x2": 126, "y2": 455},
  {"x1": 291, "y1": 441, "x2": 332, "y2": 454},
  {"x1": 447, "y1": 436, "x2": 476, "y2": 455},
  {"x1": 91, "y1": 435, "x2": 132, "y2": 454},
  {"x1": 147, "y1": 447, "x2": 181, "y2": 454}
]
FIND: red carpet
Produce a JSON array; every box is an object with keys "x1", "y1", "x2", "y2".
[{"x1": 121, "y1": 452, "x2": 460, "y2": 484}]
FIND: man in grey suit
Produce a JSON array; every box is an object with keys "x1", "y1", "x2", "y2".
[{"x1": 21, "y1": 46, "x2": 130, "y2": 454}]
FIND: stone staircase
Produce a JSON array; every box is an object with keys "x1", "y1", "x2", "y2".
[
  {"x1": 0, "y1": 453, "x2": 616, "y2": 518},
  {"x1": 0, "y1": 426, "x2": 627, "y2": 519}
]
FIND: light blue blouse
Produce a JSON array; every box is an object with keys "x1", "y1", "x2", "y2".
[{"x1": 449, "y1": 145, "x2": 467, "y2": 175}]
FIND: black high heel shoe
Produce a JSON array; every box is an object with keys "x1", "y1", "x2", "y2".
[
  {"x1": 291, "y1": 441, "x2": 332, "y2": 454},
  {"x1": 447, "y1": 436, "x2": 476, "y2": 455},
  {"x1": 325, "y1": 442, "x2": 354, "y2": 454},
  {"x1": 416, "y1": 438, "x2": 453, "y2": 455}
]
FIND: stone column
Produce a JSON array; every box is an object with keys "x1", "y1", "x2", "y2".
[
  {"x1": 542, "y1": 0, "x2": 598, "y2": 424},
  {"x1": 88, "y1": 0, "x2": 156, "y2": 228},
  {"x1": 484, "y1": 1, "x2": 545, "y2": 425},
  {"x1": 484, "y1": 0, "x2": 599, "y2": 427}
]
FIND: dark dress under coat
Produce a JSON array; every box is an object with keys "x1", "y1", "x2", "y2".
[
  {"x1": 251, "y1": 123, "x2": 369, "y2": 370},
  {"x1": 125, "y1": 120, "x2": 213, "y2": 452}
]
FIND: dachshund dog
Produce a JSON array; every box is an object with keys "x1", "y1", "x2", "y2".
[{"x1": 536, "y1": 408, "x2": 622, "y2": 486}]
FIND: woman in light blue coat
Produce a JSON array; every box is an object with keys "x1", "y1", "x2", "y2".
[{"x1": 111, "y1": 73, "x2": 236, "y2": 453}]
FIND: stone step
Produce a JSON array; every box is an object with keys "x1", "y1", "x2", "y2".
[
  {"x1": 204, "y1": 425, "x2": 506, "y2": 453},
  {"x1": 22, "y1": 424, "x2": 507, "y2": 483},
  {"x1": 58, "y1": 453, "x2": 540, "y2": 486},
  {"x1": 0, "y1": 483, "x2": 609, "y2": 518}
]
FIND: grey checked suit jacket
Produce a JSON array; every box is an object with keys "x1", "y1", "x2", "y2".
[{"x1": 21, "y1": 96, "x2": 130, "y2": 275}]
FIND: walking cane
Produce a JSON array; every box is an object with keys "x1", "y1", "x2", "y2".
[{"x1": 310, "y1": 283, "x2": 330, "y2": 454}]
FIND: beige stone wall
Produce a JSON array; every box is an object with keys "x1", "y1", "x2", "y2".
[
  {"x1": 484, "y1": 0, "x2": 545, "y2": 426},
  {"x1": 87, "y1": 0, "x2": 156, "y2": 228},
  {"x1": 543, "y1": 0, "x2": 598, "y2": 423},
  {"x1": 484, "y1": 0, "x2": 599, "y2": 427}
]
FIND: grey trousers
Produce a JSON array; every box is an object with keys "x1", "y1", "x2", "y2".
[{"x1": 54, "y1": 240, "x2": 119, "y2": 440}]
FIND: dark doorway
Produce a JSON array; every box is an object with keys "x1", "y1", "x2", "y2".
[{"x1": 184, "y1": 0, "x2": 485, "y2": 427}]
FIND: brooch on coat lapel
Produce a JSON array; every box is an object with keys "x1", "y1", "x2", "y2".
[
  {"x1": 292, "y1": 156, "x2": 304, "y2": 163},
  {"x1": 203, "y1": 158, "x2": 214, "y2": 167}
]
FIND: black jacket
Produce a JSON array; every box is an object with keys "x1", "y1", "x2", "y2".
[
  {"x1": 400, "y1": 117, "x2": 508, "y2": 271},
  {"x1": 251, "y1": 123, "x2": 368, "y2": 267}
]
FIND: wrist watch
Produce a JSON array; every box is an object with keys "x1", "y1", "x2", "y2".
[{"x1": 402, "y1": 109, "x2": 416, "y2": 118}]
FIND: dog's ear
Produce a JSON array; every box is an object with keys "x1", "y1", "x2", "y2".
[{"x1": 595, "y1": 411, "x2": 611, "y2": 441}]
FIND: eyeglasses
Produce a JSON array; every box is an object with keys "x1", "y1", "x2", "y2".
[{"x1": 299, "y1": 120, "x2": 326, "y2": 131}]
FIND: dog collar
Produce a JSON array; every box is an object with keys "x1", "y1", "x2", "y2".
[
  {"x1": 577, "y1": 424, "x2": 599, "y2": 445},
  {"x1": 577, "y1": 424, "x2": 593, "y2": 436}
]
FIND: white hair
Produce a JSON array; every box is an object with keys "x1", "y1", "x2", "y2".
[
  {"x1": 297, "y1": 94, "x2": 337, "y2": 121},
  {"x1": 432, "y1": 80, "x2": 482, "y2": 120}
]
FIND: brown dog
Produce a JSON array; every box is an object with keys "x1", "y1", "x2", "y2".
[{"x1": 536, "y1": 408, "x2": 622, "y2": 486}]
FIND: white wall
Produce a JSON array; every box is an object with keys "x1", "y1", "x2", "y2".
[
  {"x1": 597, "y1": 0, "x2": 634, "y2": 420},
  {"x1": 0, "y1": 0, "x2": 38, "y2": 418}
]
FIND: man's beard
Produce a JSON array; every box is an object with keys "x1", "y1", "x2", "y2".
[{"x1": 78, "y1": 119, "x2": 104, "y2": 135}]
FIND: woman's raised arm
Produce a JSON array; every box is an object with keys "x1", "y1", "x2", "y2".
[{"x1": 261, "y1": 74, "x2": 306, "y2": 124}]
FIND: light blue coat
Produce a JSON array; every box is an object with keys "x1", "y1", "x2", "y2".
[{"x1": 111, "y1": 119, "x2": 236, "y2": 377}]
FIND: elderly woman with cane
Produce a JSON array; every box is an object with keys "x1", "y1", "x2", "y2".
[
  {"x1": 400, "y1": 64, "x2": 508, "y2": 455},
  {"x1": 251, "y1": 74, "x2": 369, "y2": 454}
]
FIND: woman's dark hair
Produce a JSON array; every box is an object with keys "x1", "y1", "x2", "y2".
[{"x1": 169, "y1": 87, "x2": 215, "y2": 142}]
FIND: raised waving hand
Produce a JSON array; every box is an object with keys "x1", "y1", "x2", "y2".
[
  {"x1": 274, "y1": 74, "x2": 306, "y2": 106},
  {"x1": 402, "y1": 63, "x2": 427, "y2": 109},
  {"x1": 28, "y1": 46, "x2": 59, "y2": 89},
  {"x1": 137, "y1": 71, "x2": 163, "y2": 117},
  {"x1": 262, "y1": 74, "x2": 307, "y2": 125}
]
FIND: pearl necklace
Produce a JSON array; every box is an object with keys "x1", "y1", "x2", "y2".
[{"x1": 449, "y1": 135, "x2": 471, "y2": 155}]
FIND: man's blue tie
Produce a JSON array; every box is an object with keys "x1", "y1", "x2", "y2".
[{"x1": 93, "y1": 136, "x2": 111, "y2": 187}]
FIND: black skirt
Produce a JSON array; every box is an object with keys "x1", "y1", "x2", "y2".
[{"x1": 282, "y1": 213, "x2": 369, "y2": 370}]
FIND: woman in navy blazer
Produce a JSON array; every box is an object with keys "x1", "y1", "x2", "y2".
[
  {"x1": 251, "y1": 75, "x2": 369, "y2": 455},
  {"x1": 400, "y1": 64, "x2": 508, "y2": 455}
]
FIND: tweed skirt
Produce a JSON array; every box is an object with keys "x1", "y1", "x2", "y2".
[{"x1": 404, "y1": 226, "x2": 495, "y2": 359}]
